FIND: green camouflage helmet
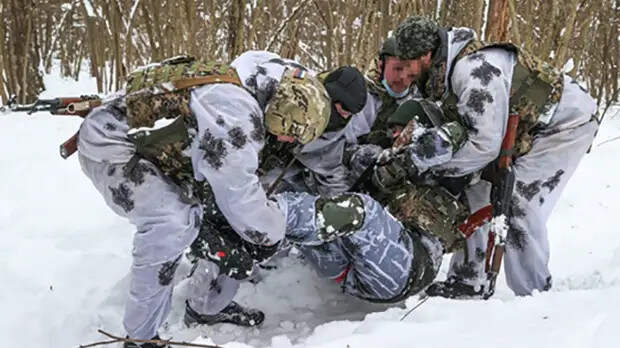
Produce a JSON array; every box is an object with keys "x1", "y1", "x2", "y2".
[{"x1": 264, "y1": 68, "x2": 331, "y2": 144}]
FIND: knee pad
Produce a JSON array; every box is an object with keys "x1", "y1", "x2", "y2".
[{"x1": 315, "y1": 193, "x2": 365, "y2": 242}]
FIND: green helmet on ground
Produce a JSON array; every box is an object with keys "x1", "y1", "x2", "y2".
[{"x1": 265, "y1": 68, "x2": 331, "y2": 144}]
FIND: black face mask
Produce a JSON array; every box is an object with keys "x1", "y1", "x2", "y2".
[{"x1": 325, "y1": 103, "x2": 353, "y2": 133}]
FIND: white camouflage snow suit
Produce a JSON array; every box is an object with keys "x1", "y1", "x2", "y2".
[
  {"x1": 77, "y1": 52, "x2": 318, "y2": 339},
  {"x1": 398, "y1": 27, "x2": 599, "y2": 295}
]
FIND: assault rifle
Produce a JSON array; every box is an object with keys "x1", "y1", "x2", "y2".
[
  {"x1": 1, "y1": 95, "x2": 102, "y2": 158},
  {"x1": 480, "y1": 113, "x2": 520, "y2": 298}
]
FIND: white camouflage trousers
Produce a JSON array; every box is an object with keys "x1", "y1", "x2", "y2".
[
  {"x1": 448, "y1": 78, "x2": 599, "y2": 295},
  {"x1": 78, "y1": 106, "x2": 239, "y2": 340}
]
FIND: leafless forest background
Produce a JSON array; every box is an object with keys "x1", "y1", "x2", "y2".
[{"x1": 1, "y1": 0, "x2": 618, "y2": 108}]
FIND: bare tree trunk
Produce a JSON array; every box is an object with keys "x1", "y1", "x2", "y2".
[
  {"x1": 472, "y1": 0, "x2": 485, "y2": 34},
  {"x1": 506, "y1": 0, "x2": 520, "y2": 43},
  {"x1": 0, "y1": 0, "x2": 7, "y2": 103},
  {"x1": 485, "y1": 0, "x2": 509, "y2": 42},
  {"x1": 150, "y1": 0, "x2": 163, "y2": 60},
  {"x1": 555, "y1": 0, "x2": 580, "y2": 67}
]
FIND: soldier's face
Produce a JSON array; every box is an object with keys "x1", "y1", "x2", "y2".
[{"x1": 381, "y1": 56, "x2": 416, "y2": 93}]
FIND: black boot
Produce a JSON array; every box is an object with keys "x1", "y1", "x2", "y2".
[
  {"x1": 123, "y1": 335, "x2": 169, "y2": 348},
  {"x1": 184, "y1": 301, "x2": 265, "y2": 327},
  {"x1": 425, "y1": 276, "x2": 492, "y2": 300}
]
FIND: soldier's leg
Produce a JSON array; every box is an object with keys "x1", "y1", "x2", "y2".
[
  {"x1": 276, "y1": 192, "x2": 439, "y2": 302},
  {"x1": 79, "y1": 155, "x2": 202, "y2": 338},
  {"x1": 506, "y1": 118, "x2": 597, "y2": 295},
  {"x1": 78, "y1": 108, "x2": 202, "y2": 339},
  {"x1": 444, "y1": 181, "x2": 492, "y2": 291},
  {"x1": 185, "y1": 259, "x2": 240, "y2": 315}
]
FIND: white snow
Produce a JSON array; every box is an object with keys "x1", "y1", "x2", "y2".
[{"x1": 1, "y1": 68, "x2": 620, "y2": 348}]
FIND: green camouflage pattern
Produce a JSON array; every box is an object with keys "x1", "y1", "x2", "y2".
[
  {"x1": 124, "y1": 56, "x2": 241, "y2": 203},
  {"x1": 511, "y1": 46, "x2": 564, "y2": 157},
  {"x1": 388, "y1": 184, "x2": 469, "y2": 252},
  {"x1": 315, "y1": 193, "x2": 366, "y2": 242},
  {"x1": 421, "y1": 59, "x2": 449, "y2": 103},
  {"x1": 264, "y1": 68, "x2": 331, "y2": 144},
  {"x1": 128, "y1": 112, "x2": 199, "y2": 189},
  {"x1": 125, "y1": 56, "x2": 241, "y2": 129}
]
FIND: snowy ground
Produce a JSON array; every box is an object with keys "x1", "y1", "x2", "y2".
[{"x1": 1, "y1": 68, "x2": 619, "y2": 348}]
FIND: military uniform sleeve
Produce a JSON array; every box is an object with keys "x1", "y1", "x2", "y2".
[
  {"x1": 294, "y1": 92, "x2": 381, "y2": 194},
  {"x1": 433, "y1": 50, "x2": 513, "y2": 176},
  {"x1": 189, "y1": 84, "x2": 286, "y2": 246}
]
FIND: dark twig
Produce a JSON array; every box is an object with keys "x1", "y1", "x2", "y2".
[
  {"x1": 79, "y1": 329, "x2": 221, "y2": 348},
  {"x1": 400, "y1": 296, "x2": 430, "y2": 321}
]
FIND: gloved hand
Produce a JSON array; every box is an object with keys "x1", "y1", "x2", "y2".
[
  {"x1": 371, "y1": 153, "x2": 418, "y2": 193},
  {"x1": 242, "y1": 240, "x2": 281, "y2": 264}
]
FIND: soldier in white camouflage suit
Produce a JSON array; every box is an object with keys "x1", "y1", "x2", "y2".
[
  {"x1": 77, "y1": 53, "x2": 332, "y2": 347},
  {"x1": 383, "y1": 16, "x2": 599, "y2": 298}
]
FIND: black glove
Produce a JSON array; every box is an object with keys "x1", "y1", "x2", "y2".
[
  {"x1": 242, "y1": 240, "x2": 281, "y2": 264},
  {"x1": 371, "y1": 152, "x2": 419, "y2": 193}
]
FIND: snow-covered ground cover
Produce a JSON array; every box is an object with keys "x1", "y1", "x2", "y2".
[{"x1": 1, "y1": 68, "x2": 619, "y2": 348}]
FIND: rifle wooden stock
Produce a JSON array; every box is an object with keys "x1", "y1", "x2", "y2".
[{"x1": 60, "y1": 133, "x2": 79, "y2": 159}]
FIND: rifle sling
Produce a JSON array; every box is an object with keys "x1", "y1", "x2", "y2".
[{"x1": 173, "y1": 75, "x2": 242, "y2": 90}]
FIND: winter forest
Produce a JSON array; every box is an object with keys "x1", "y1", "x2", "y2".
[{"x1": 2, "y1": 0, "x2": 618, "y2": 105}]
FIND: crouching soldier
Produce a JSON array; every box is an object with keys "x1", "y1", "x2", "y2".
[
  {"x1": 388, "y1": 16, "x2": 599, "y2": 298},
  {"x1": 77, "y1": 54, "x2": 331, "y2": 347}
]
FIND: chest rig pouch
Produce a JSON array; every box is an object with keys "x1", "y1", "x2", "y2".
[
  {"x1": 442, "y1": 41, "x2": 564, "y2": 158},
  {"x1": 388, "y1": 183, "x2": 469, "y2": 253}
]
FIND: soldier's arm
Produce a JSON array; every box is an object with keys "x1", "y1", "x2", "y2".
[
  {"x1": 432, "y1": 50, "x2": 512, "y2": 176},
  {"x1": 190, "y1": 84, "x2": 286, "y2": 246}
]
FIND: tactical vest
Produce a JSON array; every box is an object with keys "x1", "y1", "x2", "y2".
[
  {"x1": 389, "y1": 40, "x2": 565, "y2": 252},
  {"x1": 125, "y1": 56, "x2": 241, "y2": 188},
  {"x1": 125, "y1": 56, "x2": 242, "y2": 224},
  {"x1": 442, "y1": 40, "x2": 564, "y2": 157}
]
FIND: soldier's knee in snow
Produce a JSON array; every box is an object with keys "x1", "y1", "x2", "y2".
[{"x1": 315, "y1": 193, "x2": 366, "y2": 242}]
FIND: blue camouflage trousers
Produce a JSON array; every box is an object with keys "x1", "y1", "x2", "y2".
[{"x1": 275, "y1": 192, "x2": 440, "y2": 301}]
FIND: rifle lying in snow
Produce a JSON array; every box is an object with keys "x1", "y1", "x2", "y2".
[{"x1": 1, "y1": 95, "x2": 102, "y2": 158}]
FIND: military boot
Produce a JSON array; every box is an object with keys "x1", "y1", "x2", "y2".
[
  {"x1": 184, "y1": 301, "x2": 265, "y2": 327},
  {"x1": 424, "y1": 276, "x2": 492, "y2": 300},
  {"x1": 123, "y1": 335, "x2": 169, "y2": 348}
]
